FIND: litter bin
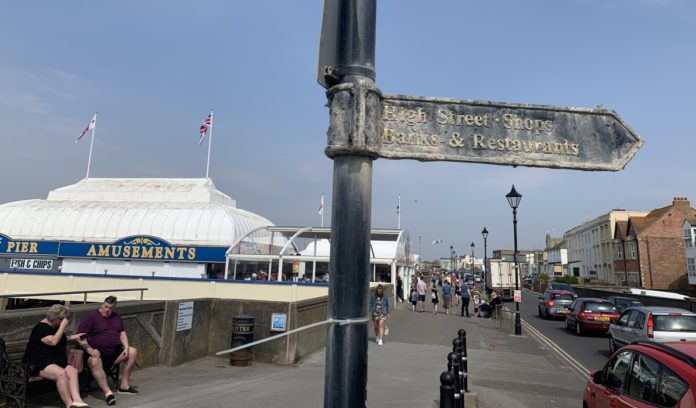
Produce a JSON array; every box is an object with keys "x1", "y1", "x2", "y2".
[{"x1": 230, "y1": 315, "x2": 255, "y2": 366}]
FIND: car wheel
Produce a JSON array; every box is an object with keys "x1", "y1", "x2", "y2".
[
  {"x1": 576, "y1": 322, "x2": 583, "y2": 336},
  {"x1": 609, "y1": 336, "x2": 617, "y2": 354}
]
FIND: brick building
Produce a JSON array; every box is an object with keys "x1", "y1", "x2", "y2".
[{"x1": 613, "y1": 197, "x2": 696, "y2": 290}]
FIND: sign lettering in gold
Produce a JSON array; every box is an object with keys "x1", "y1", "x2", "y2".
[{"x1": 377, "y1": 94, "x2": 643, "y2": 171}]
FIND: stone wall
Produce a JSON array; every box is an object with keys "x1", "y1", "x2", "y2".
[{"x1": 0, "y1": 296, "x2": 330, "y2": 369}]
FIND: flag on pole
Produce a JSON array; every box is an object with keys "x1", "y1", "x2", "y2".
[
  {"x1": 199, "y1": 112, "x2": 213, "y2": 145},
  {"x1": 318, "y1": 194, "x2": 325, "y2": 215},
  {"x1": 76, "y1": 114, "x2": 97, "y2": 142}
]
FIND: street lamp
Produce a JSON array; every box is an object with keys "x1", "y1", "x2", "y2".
[
  {"x1": 481, "y1": 227, "x2": 488, "y2": 293},
  {"x1": 506, "y1": 185, "x2": 522, "y2": 336},
  {"x1": 470, "y1": 242, "x2": 475, "y2": 284},
  {"x1": 450, "y1": 245, "x2": 454, "y2": 276}
]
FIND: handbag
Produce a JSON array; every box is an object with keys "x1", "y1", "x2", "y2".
[{"x1": 67, "y1": 349, "x2": 84, "y2": 373}]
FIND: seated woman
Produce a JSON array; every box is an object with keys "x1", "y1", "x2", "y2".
[{"x1": 23, "y1": 304, "x2": 89, "y2": 408}]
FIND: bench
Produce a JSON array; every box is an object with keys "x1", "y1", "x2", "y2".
[{"x1": 0, "y1": 337, "x2": 120, "y2": 408}]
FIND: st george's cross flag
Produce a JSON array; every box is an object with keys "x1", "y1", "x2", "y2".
[
  {"x1": 318, "y1": 194, "x2": 325, "y2": 215},
  {"x1": 76, "y1": 114, "x2": 97, "y2": 142}
]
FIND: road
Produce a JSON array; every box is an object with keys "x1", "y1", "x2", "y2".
[{"x1": 519, "y1": 290, "x2": 611, "y2": 374}]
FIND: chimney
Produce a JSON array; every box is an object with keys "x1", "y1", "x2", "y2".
[{"x1": 673, "y1": 197, "x2": 690, "y2": 207}]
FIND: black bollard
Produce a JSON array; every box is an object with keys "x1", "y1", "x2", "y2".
[
  {"x1": 447, "y1": 351, "x2": 457, "y2": 373},
  {"x1": 452, "y1": 338, "x2": 464, "y2": 408},
  {"x1": 448, "y1": 347, "x2": 461, "y2": 406},
  {"x1": 458, "y1": 329, "x2": 468, "y2": 393},
  {"x1": 440, "y1": 371, "x2": 456, "y2": 408}
]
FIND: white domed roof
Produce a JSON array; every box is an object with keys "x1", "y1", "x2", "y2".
[{"x1": 0, "y1": 178, "x2": 277, "y2": 246}]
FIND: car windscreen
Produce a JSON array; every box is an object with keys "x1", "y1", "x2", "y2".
[
  {"x1": 584, "y1": 302, "x2": 615, "y2": 312},
  {"x1": 552, "y1": 293, "x2": 574, "y2": 301},
  {"x1": 615, "y1": 299, "x2": 642, "y2": 308},
  {"x1": 653, "y1": 314, "x2": 696, "y2": 332}
]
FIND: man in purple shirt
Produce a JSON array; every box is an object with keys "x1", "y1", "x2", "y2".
[{"x1": 78, "y1": 296, "x2": 139, "y2": 405}]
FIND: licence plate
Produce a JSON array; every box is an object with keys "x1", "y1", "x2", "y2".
[
  {"x1": 596, "y1": 316, "x2": 610, "y2": 322},
  {"x1": 558, "y1": 308, "x2": 568, "y2": 314}
]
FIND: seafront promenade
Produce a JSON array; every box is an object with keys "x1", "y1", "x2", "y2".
[{"x1": 28, "y1": 297, "x2": 585, "y2": 408}]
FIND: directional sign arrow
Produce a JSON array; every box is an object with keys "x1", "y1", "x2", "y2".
[{"x1": 378, "y1": 94, "x2": 644, "y2": 171}]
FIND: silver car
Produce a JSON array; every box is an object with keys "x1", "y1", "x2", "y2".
[{"x1": 608, "y1": 306, "x2": 696, "y2": 353}]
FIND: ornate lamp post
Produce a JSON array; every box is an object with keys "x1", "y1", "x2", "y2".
[
  {"x1": 470, "y1": 242, "x2": 475, "y2": 282},
  {"x1": 506, "y1": 185, "x2": 522, "y2": 336},
  {"x1": 481, "y1": 227, "x2": 488, "y2": 293},
  {"x1": 450, "y1": 245, "x2": 454, "y2": 276}
]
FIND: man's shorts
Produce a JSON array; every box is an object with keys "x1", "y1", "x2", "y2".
[
  {"x1": 101, "y1": 344, "x2": 125, "y2": 370},
  {"x1": 417, "y1": 294, "x2": 426, "y2": 302}
]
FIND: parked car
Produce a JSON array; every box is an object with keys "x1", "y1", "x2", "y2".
[
  {"x1": 545, "y1": 282, "x2": 577, "y2": 298},
  {"x1": 608, "y1": 306, "x2": 696, "y2": 353},
  {"x1": 605, "y1": 296, "x2": 643, "y2": 313},
  {"x1": 537, "y1": 290, "x2": 574, "y2": 319},
  {"x1": 584, "y1": 341, "x2": 696, "y2": 407},
  {"x1": 565, "y1": 298, "x2": 620, "y2": 336}
]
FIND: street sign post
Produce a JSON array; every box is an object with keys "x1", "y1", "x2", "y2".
[
  {"x1": 379, "y1": 94, "x2": 643, "y2": 171},
  {"x1": 319, "y1": 1, "x2": 643, "y2": 407}
]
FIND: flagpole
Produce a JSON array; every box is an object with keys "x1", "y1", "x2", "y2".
[
  {"x1": 86, "y1": 112, "x2": 97, "y2": 179},
  {"x1": 321, "y1": 193, "x2": 325, "y2": 228},
  {"x1": 205, "y1": 110, "x2": 214, "y2": 179},
  {"x1": 397, "y1": 193, "x2": 401, "y2": 229}
]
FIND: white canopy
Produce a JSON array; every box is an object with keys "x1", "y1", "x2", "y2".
[{"x1": 0, "y1": 178, "x2": 280, "y2": 247}]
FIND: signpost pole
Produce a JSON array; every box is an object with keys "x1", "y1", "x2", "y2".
[{"x1": 323, "y1": 1, "x2": 377, "y2": 407}]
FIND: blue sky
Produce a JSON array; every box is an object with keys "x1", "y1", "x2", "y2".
[{"x1": 1, "y1": 1, "x2": 694, "y2": 260}]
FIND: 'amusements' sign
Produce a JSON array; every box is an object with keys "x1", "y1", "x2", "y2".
[{"x1": 379, "y1": 94, "x2": 643, "y2": 171}]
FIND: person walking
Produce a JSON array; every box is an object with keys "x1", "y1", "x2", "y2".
[
  {"x1": 431, "y1": 284, "x2": 439, "y2": 314},
  {"x1": 473, "y1": 291, "x2": 481, "y2": 317},
  {"x1": 416, "y1": 275, "x2": 427, "y2": 312},
  {"x1": 460, "y1": 281, "x2": 472, "y2": 317},
  {"x1": 369, "y1": 284, "x2": 389, "y2": 345},
  {"x1": 409, "y1": 283, "x2": 418, "y2": 311},
  {"x1": 396, "y1": 275, "x2": 404, "y2": 303},
  {"x1": 454, "y1": 279, "x2": 461, "y2": 306},
  {"x1": 442, "y1": 278, "x2": 453, "y2": 315}
]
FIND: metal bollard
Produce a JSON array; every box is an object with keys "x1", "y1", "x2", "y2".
[
  {"x1": 458, "y1": 329, "x2": 468, "y2": 393},
  {"x1": 452, "y1": 338, "x2": 464, "y2": 408},
  {"x1": 448, "y1": 347, "x2": 461, "y2": 407},
  {"x1": 440, "y1": 371, "x2": 456, "y2": 408},
  {"x1": 447, "y1": 351, "x2": 457, "y2": 373}
]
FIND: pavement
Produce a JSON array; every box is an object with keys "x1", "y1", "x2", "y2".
[{"x1": 29, "y1": 293, "x2": 587, "y2": 408}]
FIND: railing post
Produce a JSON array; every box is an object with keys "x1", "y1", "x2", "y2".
[
  {"x1": 83, "y1": 292, "x2": 88, "y2": 306},
  {"x1": 440, "y1": 371, "x2": 455, "y2": 408},
  {"x1": 458, "y1": 329, "x2": 468, "y2": 393}
]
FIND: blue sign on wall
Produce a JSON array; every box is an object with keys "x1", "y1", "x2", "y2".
[
  {"x1": 0, "y1": 233, "x2": 59, "y2": 256},
  {"x1": 0, "y1": 233, "x2": 227, "y2": 263}
]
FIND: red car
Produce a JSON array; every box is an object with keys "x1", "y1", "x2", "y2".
[
  {"x1": 584, "y1": 341, "x2": 696, "y2": 407},
  {"x1": 565, "y1": 298, "x2": 619, "y2": 335}
]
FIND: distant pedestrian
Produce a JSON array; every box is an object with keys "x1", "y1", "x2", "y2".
[
  {"x1": 454, "y1": 279, "x2": 462, "y2": 306},
  {"x1": 396, "y1": 275, "x2": 404, "y2": 303},
  {"x1": 409, "y1": 284, "x2": 418, "y2": 311},
  {"x1": 460, "y1": 282, "x2": 471, "y2": 317},
  {"x1": 417, "y1": 275, "x2": 427, "y2": 312},
  {"x1": 431, "y1": 285, "x2": 439, "y2": 314},
  {"x1": 442, "y1": 278, "x2": 452, "y2": 315},
  {"x1": 369, "y1": 284, "x2": 389, "y2": 345},
  {"x1": 473, "y1": 291, "x2": 481, "y2": 317}
]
